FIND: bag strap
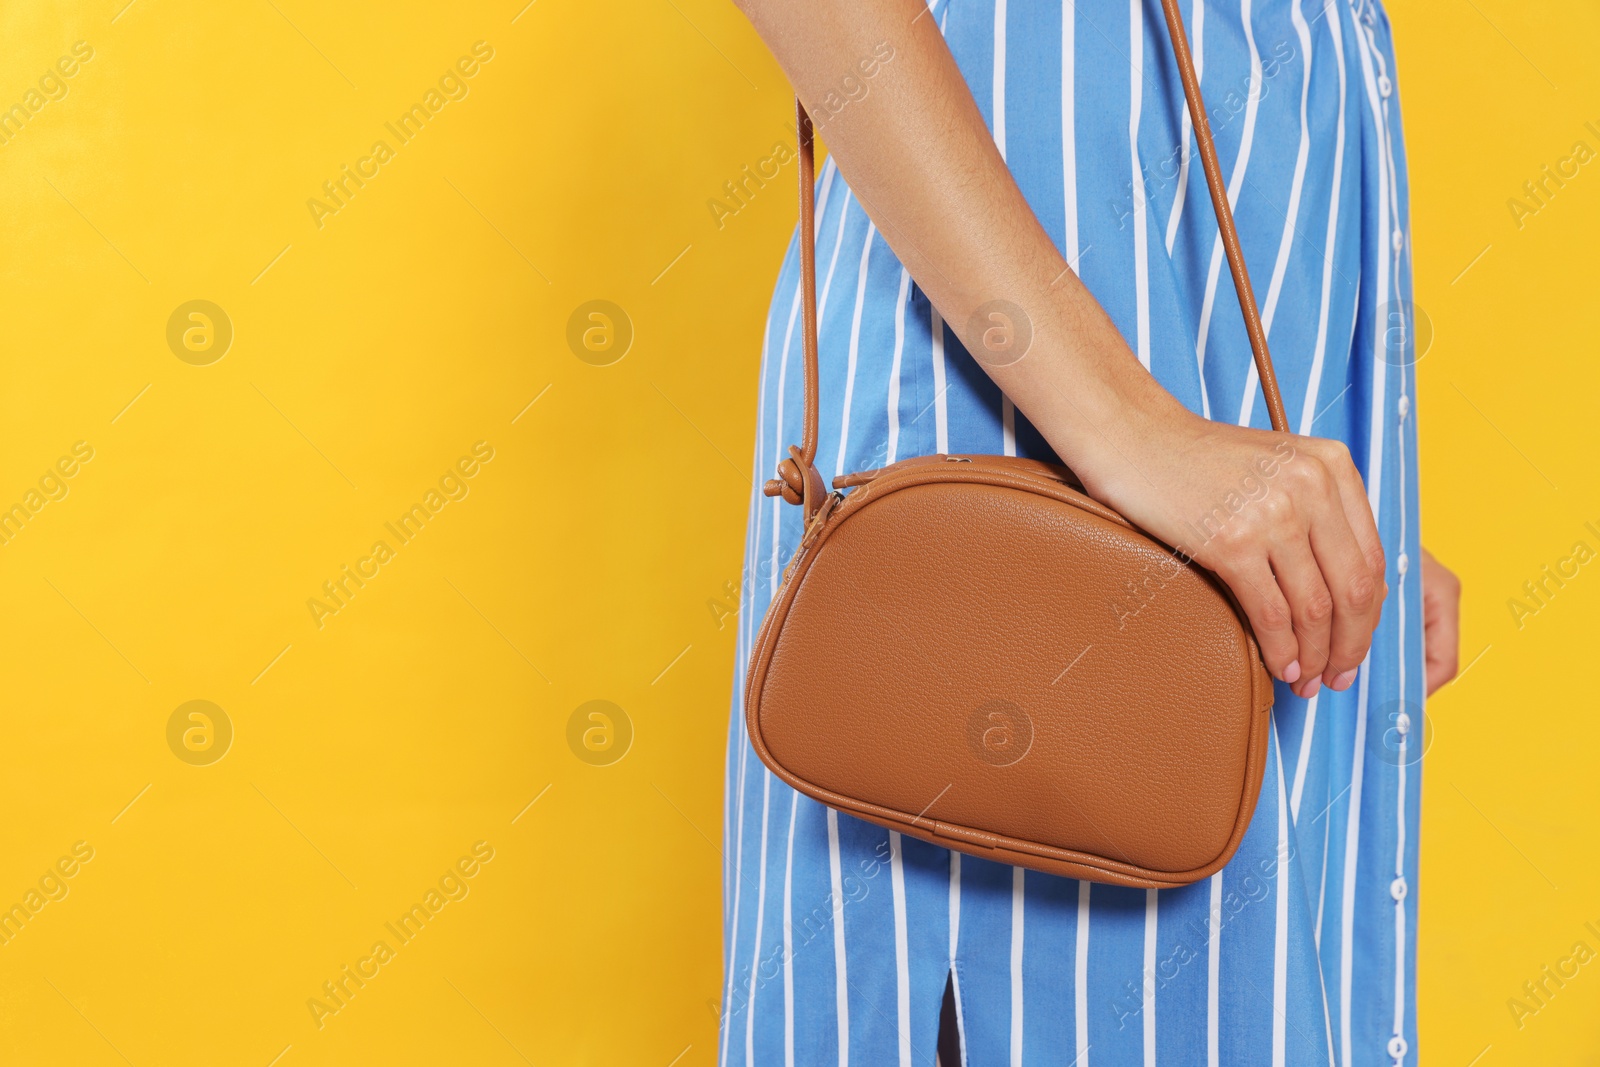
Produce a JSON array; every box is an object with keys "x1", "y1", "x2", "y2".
[{"x1": 765, "y1": 0, "x2": 1290, "y2": 518}]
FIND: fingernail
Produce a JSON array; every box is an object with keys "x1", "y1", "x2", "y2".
[
  {"x1": 1331, "y1": 668, "x2": 1358, "y2": 692},
  {"x1": 1297, "y1": 677, "x2": 1322, "y2": 700},
  {"x1": 1283, "y1": 660, "x2": 1301, "y2": 684}
]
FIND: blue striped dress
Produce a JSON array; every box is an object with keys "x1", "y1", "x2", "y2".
[{"x1": 722, "y1": 0, "x2": 1423, "y2": 1063}]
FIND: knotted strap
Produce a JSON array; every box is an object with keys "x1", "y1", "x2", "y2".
[
  {"x1": 766, "y1": 0, "x2": 1290, "y2": 519},
  {"x1": 763, "y1": 103, "x2": 828, "y2": 515}
]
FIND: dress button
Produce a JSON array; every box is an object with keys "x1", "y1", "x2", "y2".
[
  {"x1": 1398, "y1": 395, "x2": 1410, "y2": 419},
  {"x1": 1388, "y1": 1034, "x2": 1409, "y2": 1058},
  {"x1": 1390, "y1": 877, "x2": 1408, "y2": 901},
  {"x1": 1395, "y1": 712, "x2": 1411, "y2": 736},
  {"x1": 1379, "y1": 75, "x2": 1393, "y2": 98},
  {"x1": 1391, "y1": 228, "x2": 1404, "y2": 253},
  {"x1": 1397, "y1": 553, "x2": 1409, "y2": 576}
]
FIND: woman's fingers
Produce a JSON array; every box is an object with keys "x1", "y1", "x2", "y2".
[
  {"x1": 1303, "y1": 497, "x2": 1382, "y2": 695},
  {"x1": 1421, "y1": 548, "x2": 1461, "y2": 695},
  {"x1": 1211, "y1": 441, "x2": 1385, "y2": 697},
  {"x1": 1268, "y1": 530, "x2": 1335, "y2": 699},
  {"x1": 1214, "y1": 554, "x2": 1301, "y2": 684}
]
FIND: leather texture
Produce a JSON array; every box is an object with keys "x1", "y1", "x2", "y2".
[{"x1": 746, "y1": 0, "x2": 1285, "y2": 888}]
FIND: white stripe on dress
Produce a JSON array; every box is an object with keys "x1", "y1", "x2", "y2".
[
  {"x1": 1129, "y1": 0, "x2": 1151, "y2": 368},
  {"x1": 1193, "y1": 0, "x2": 1264, "y2": 418},
  {"x1": 1143, "y1": 888, "x2": 1158, "y2": 1067},
  {"x1": 932, "y1": 307, "x2": 949, "y2": 454},
  {"x1": 828, "y1": 808, "x2": 850, "y2": 1067},
  {"x1": 891, "y1": 832, "x2": 913, "y2": 1067},
  {"x1": 1075, "y1": 881, "x2": 1091, "y2": 1067},
  {"x1": 888, "y1": 268, "x2": 911, "y2": 464},
  {"x1": 1208, "y1": 871, "x2": 1222, "y2": 1067},
  {"x1": 782, "y1": 792, "x2": 798, "y2": 1067},
  {"x1": 1238, "y1": 0, "x2": 1315, "y2": 427},
  {"x1": 993, "y1": 0, "x2": 1007, "y2": 160},
  {"x1": 950, "y1": 851, "x2": 968, "y2": 1066},
  {"x1": 933, "y1": 1, "x2": 952, "y2": 460},
  {"x1": 1061, "y1": 0, "x2": 1079, "y2": 266},
  {"x1": 815, "y1": 156, "x2": 838, "y2": 227},
  {"x1": 1298, "y1": 0, "x2": 1350, "y2": 436},
  {"x1": 1062, "y1": 16, "x2": 1086, "y2": 1063},
  {"x1": 1011, "y1": 867, "x2": 1026, "y2": 1067},
  {"x1": 1339, "y1": 662, "x2": 1372, "y2": 1067},
  {"x1": 994, "y1": 0, "x2": 1018, "y2": 455},
  {"x1": 1164, "y1": 0, "x2": 1204, "y2": 253},
  {"x1": 1349, "y1": 5, "x2": 1390, "y2": 519},
  {"x1": 836, "y1": 223, "x2": 878, "y2": 477},
  {"x1": 1316, "y1": 787, "x2": 1333, "y2": 952},
  {"x1": 1273, "y1": 721, "x2": 1292, "y2": 1067},
  {"x1": 744, "y1": 771, "x2": 773, "y2": 1064},
  {"x1": 1291, "y1": 692, "x2": 1319, "y2": 820},
  {"x1": 1318, "y1": 927, "x2": 1340, "y2": 1067},
  {"x1": 815, "y1": 194, "x2": 853, "y2": 349}
]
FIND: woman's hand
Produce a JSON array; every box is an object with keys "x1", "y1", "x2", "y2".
[
  {"x1": 1065, "y1": 387, "x2": 1388, "y2": 700},
  {"x1": 1420, "y1": 548, "x2": 1461, "y2": 694}
]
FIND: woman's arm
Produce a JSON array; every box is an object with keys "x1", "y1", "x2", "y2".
[{"x1": 734, "y1": 0, "x2": 1387, "y2": 698}]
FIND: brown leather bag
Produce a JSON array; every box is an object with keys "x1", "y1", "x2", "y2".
[{"x1": 745, "y1": 0, "x2": 1290, "y2": 889}]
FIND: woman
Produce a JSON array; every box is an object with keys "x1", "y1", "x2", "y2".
[{"x1": 722, "y1": 0, "x2": 1460, "y2": 1063}]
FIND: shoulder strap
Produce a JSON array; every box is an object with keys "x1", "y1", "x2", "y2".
[{"x1": 765, "y1": 0, "x2": 1289, "y2": 517}]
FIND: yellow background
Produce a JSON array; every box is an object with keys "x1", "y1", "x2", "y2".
[{"x1": 0, "y1": 0, "x2": 1594, "y2": 1063}]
